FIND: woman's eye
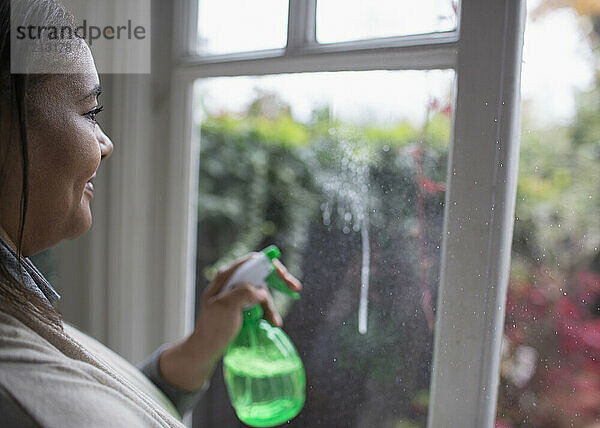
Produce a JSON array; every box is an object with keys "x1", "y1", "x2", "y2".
[{"x1": 84, "y1": 105, "x2": 104, "y2": 124}]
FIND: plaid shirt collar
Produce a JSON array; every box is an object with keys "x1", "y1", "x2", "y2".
[{"x1": 0, "y1": 237, "x2": 61, "y2": 305}]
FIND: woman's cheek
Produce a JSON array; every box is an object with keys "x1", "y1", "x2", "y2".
[
  {"x1": 50, "y1": 119, "x2": 100, "y2": 182},
  {"x1": 76, "y1": 122, "x2": 102, "y2": 177},
  {"x1": 27, "y1": 119, "x2": 94, "y2": 209}
]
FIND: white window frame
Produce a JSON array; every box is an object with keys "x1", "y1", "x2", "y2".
[
  {"x1": 56, "y1": 0, "x2": 525, "y2": 426},
  {"x1": 171, "y1": 1, "x2": 526, "y2": 426}
]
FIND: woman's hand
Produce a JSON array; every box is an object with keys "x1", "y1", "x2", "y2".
[{"x1": 157, "y1": 254, "x2": 302, "y2": 392}]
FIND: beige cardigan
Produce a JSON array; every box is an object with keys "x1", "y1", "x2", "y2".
[{"x1": 0, "y1": 306, "x2": 186, "y2": 428}]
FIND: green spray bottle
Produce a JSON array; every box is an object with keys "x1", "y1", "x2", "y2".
[{"x1": 221, "y1": 245, "x2": 305, "y2": 427}]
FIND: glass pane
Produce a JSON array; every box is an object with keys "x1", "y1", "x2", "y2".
[
  {"x1": 197, "y1": 0, "x2": 288, "y2": 55},
  {"x1": 316, "y1": 0, "x2": 459, "y2": 44},
  {"x1": 192, "y1": 70, "x2": 455, "y2": 427},
  {"x1": 496, "y1": 1, "x2": 600, "y2": 427}
]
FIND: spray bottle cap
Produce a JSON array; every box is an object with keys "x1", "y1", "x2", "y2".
[{"x1": 261, "y1": 245, "x2": 300, "y2": 300}]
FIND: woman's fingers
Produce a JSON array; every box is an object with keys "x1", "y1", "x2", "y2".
[
  {"x1": 204, "y1": 253, "x2": 301, "y2": 301},
  {"x1": 261, "y1": 291, "x2": 283, "y2": 327},
  {"x1": 201, "y1": 252, "x2": 298, "y2": 329},
  {"x1": 209, "y1": 283, "x2": 282, "y2": 327},
  {"x1": 208, "y1": 282, "x2": 266, "y2": 310},
  {"x1": 203, "y1": 254, "x2": 253, "y2": 300},
  {"x1": 273, "y1": 258, "x2": 302, "y2": 292}
]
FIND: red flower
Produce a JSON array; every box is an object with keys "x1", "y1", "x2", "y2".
[
  {"x1": 505, "y1": 322, "x2": 526, "y2": 345},
  {"x1": 575, "y1": 271, "x2": 600, "y2": 305},
  {"x1": 441, "y1": 103, "x2": 452, "y2": 117},
  {"x1": 556, "y1": 297, "x2": 584, "y2": 353},
  {"x1": 555, "y1": 293, "x2": 600, "y2": 357},
  {"x1": 501, "y1": 270, "x2": 600, "y2": 425},
  {"x1": 417, "y1": 176, "x2": 446, "y2": 194},
  {"x1": 494, "y1": 419, "x2": 514, "y2": 428},
  {"x1": 544, "y1": 365, "x2": 600, "y2": 416},
  {"x1": 579, "y1": 319, "x2": 600, "y2": 354},
  {"x1": 527, "y1": 287, "x2": 547, "y2": 308},
  {"x1": 428, "y1": 98, "x2": 440, "y2": 112},
  {"x1": 506, "y1": 280, "x2": 546, "y2": 322}
]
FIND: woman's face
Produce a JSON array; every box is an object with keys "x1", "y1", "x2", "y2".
[{"x1": 0, "y1": 45, "x2": 113, "y2": 256}]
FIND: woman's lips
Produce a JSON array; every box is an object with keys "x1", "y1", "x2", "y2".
[
  {"x1": 84, "y1": 181, "x2": 94, "y2": 196},
  {"x1": 84, "y1": 172, "x2": 96, "y2": 196}
]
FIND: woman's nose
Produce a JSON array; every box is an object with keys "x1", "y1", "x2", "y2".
[{"x1": 97, "y1": 126, "x2": 114, "y2": 160}]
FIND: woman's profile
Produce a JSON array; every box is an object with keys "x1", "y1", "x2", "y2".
[{"x1": 0, "y1": 0, "x2": 301, "y2": 426}]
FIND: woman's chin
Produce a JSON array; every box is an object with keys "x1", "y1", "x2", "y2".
[{"x1": 68, "y1": 201, "x2": 93, "y2": 239}]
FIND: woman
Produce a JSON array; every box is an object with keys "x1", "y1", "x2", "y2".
[{"x1": 0, "y1": 0, "x2": 301, "y2": 426}]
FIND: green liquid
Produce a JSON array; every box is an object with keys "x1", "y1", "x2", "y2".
[{"x1": 224, "y1": 348, "x2": 305, "y2": 427}]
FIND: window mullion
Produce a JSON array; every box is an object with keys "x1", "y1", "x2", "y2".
[
  {"x1": 173, "y1": 0, "x2": 199, "y2": 57},
  {"x1": 287, "y1": 0, "x2": 316, "y2": 50},
  {"x1": 427, "y1": 0, "x2": 526, "y2": 427}
]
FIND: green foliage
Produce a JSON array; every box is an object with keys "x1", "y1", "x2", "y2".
[
  {"x1": 514, "y1": 101, "x2": 600, "y2": 270},
  {"x1": 252, "y1": 115, "x2": 310, "y2": 147},
  {"x1": 197, "y1": 91, "x2": 448, "y2": 279},
  {"x1": 423, "y1": 113, "x2": 451, "y2": 152},
  {"x1": 197, "y1": 119, "x2": 319, "y2": 285},
  {"x1": 202, "y1": 114, "x2": 310, "y2": 148},
  {"x1": 571, "y1": 81, "x2": 600, "y2": 151},
  {"x1": 362, "y1": 121, "x2": 418, "y2": 147}
]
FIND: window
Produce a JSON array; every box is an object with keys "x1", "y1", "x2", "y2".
[
  {"x1": 196, "y1": 0, "x2": 288, "y2": 55},
  {"x1": 496, "y1": 2, "x2": 600, "y2": 426},
  {"x1": 164, "y1": 0, "x2": 526, "y2": 426},
  {"x1": 193, "y1": 70, "x2": 453, "y2": 426},
  {"x1": 316, "y1": 0, "x2": 458, "y2": 43}
]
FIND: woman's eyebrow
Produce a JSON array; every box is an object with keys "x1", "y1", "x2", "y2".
[{"x1": 79, "y1": 84, "x2": 102, "y2": 102}]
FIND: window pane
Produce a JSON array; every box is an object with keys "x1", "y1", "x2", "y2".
[
  {"x1": 496, "y1": 1, "x2": 600, "y2": 427},
  {"x1": 316, "y1": 0, "x2": 459, "y2": 44},
  {"x1": 197, "y1": 0, "x2": 288, "y2": 55},
  {"x1": 192, "y1": 70, "x2": 455, "y2": 427}
]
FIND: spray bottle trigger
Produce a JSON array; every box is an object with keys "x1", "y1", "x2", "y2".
[
  {"x1": 265, "y1": 269, "x2": 300, "y2": 299},
  {"x1": 260, "y1": 245, "x2": 300, "y2": 299},
  {"x1": 262, "y1": 245, "x2": 280, "y2": 261}
]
